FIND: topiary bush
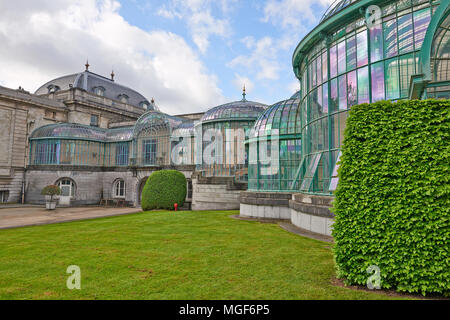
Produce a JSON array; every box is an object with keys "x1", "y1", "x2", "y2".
[
  {"x1": 332, "y1": 99, "x2": 449, "y2": 296},
  {"x1": 141, "y1": 170, "x2": 187, "y2": 211}
]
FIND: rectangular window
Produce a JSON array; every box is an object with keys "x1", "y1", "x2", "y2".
[
  {"x1": 370, "y1": 24, "x2": 383, "y2": 62},
  {"x1": 330, "y1": 45, "x2": 337, "y2": 78},
  {"x1": 312, "y1": 58, "x2": 317, "y2": 87},
  {"x1": 338, "y1": 74, "x2": 347, "y2": 110},
  {"x1": 322, "y1": 82, "x2": 329, "y2": 113},
  {"x1": 347, "y1": 70, "x2": 357, "y2": 107},
  {"x1": 322, "y1": 51, "x2": 328, "y2": 82},
  {"x1": 329, "y1": 151, "x2": 342, "y2": 192},
  {"x1": 357, "y1": 66, "x2": 370, "y2": 104},
  {"x1": 337, "y1": 41, "x2": 346, "y2": 74},
  {"x1": 356, "y1": 31, "x2": 368, "y2": 67},
  {"x1": 90, "y1": 115, "x2": 99, "y2": 127},
  {"x1": 413, "y1": 8, "x2": 431, "y2": 49},
  {"x1": 385, "y1": 58, "x2": 400, "y2": 100},
  {"x1": 34, "y1": 140, "x2": 59, "y2": 165},
  {"x1": 0, "y1": 191, "x2": 9, "y2": 203},
  {"x1": 317, "y1": 56, "x2": 322, "y2": 85},
  {"x1": 115, "y1": 143, "x2": 129, "y2": 166},
  {"x1": 399, "y1": 53, "x2": 416, "y2": 98},
  {"x1": 346, "y1": 36, "x2": 357, "y2": 71},
  {"x1": 371, "y1": 62, "x2": 385, "y2": 102},
  {"x1": 300, "y1": 153, "x2": 322, "y2": 192},
  {"x1": 143, "y1": 139, "x2": 157, "y2": 165},
  {"x1": 330, "y1": 78, "x2": 338, "y2": 113},
  {"x1": 398, "y1": 13, "x2": 414, "y2": 54},
  {"x1": 384, "y1": 19, "x2": 398, "y2": 58}
]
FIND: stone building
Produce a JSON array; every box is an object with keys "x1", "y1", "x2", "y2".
[{"x1": 0, "y1": 64, "x2": 267, "y2": 209}]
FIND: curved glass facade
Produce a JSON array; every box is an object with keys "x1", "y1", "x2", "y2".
[
  {"x1": 293, "y1": 0, "x2": 447, "y2": 195},
  {"x1": 196, "y1": 98, "x2": 267, "y2": 180},
  {"x1": 247, "y1": 92, "x2": 302, "y2": 191}
]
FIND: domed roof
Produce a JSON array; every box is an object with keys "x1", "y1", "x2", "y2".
[
  {"x1": 133, "y1": 110, "x2": 193, "y2": 137},
  {"x1": 30, "y1": 123, "x2": 134, "y2": 142},
  {"x1": 201, "y1": 91, "x2": 267, "y2": 123},
  {"x1": 35, "y1": 65, "x2": 154, "y2": 110},
  {"x1": 251, "y1": 91, "x2": 301, "y2": 138},
  {"x1": 320, "y1": 0, "x2": 359, "y2": 22}
]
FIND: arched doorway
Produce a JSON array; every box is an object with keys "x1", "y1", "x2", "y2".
[{"x1": 137, "y1": 177, "x2": 148, "y2": 206}]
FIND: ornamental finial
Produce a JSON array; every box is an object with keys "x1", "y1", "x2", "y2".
[
  {"x1": 85, "y1": 59, "x2": 90, "y2": 71},
  {"x1": 242, "y1": 84, "x2": 247, "y2": 101}
]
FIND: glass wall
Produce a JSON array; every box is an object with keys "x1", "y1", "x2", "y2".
[
  {"x1": 247, "y1": 92, "x2": 302, "y2": 191},
  {"x1": 298, "y1": 0, "x2": 435, "y2": 194}
]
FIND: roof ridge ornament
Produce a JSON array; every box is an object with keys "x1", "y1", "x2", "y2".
[
  {"x1": 85, "y1": 59, "x2": 90, "y2": 71},
  {"x1": 242, "y1": 84, "x2": 247, "y2": 102},
  {"x1": 111, "y1": 70, "x2": 115, "y2": 81}
]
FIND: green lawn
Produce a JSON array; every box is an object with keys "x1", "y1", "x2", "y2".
[{"x1": 0, "y1": 210, "x2": 409, "y2": 300}]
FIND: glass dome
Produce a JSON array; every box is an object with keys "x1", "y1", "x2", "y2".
[
  {"x1": 320, "y1": 0, "x2": 359, "y2": 22},
  {"x1": 30, "y1": 123, "x2": 134, "y2": 142},
  {"x1": 251, "y1": 91, "x2": 301, "y2": 138},
  {"x1": 200, "y1": 100, "x2": 267, "y2": 123},
  {"x1": 172, "y1": 121, "x2": 195, "y2": 138}
]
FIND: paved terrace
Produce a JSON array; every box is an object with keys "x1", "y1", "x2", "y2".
[{"x1": 0, "y1": 206, "x2": 141, "y2": 230}]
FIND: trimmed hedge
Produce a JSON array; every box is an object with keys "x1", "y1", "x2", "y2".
[
  {"x1": 141, "y1": 170, "x2": 187, "y2": 211},
  {"x1": 333, "y1": 99, "x2": 449, "y2": 296}
]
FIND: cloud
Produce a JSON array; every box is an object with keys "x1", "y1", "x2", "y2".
[
  {"x1": 0, "y1": 0, "x2": 226, "y2": 114},
  {"x1": 262, "y1": 0, "x2": 334, "y2": 29},
  {"x1": 157, "y1": 0, "x2": 232, "y2": 53},
  {"x1": 229, "y1": 37, "x2": 280, "y2": 81},
  {"x1": 232, "y1": 74, "x2": 254, "y2": 94}
]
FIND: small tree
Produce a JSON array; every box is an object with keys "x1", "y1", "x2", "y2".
[{"x1": 41, "y1": 185, "x2": 61, "y2": 202}]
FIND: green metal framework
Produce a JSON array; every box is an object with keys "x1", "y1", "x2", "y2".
[
  {"x1": 291, "y1": 0, "x2": 446, "y2": 195},
  {"x1": 247, "y1": 92, "x2": 303, "y2": 191}
]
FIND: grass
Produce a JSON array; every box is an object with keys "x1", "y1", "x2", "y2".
[{"x1": 0, "y1": 210, "x2": 411, "y2": 300}]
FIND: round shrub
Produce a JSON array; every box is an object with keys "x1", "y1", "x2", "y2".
[
  {"x1": 141, "y1": 170, "x2": 187, "y2": 211},
  {"x1": 333, "y1": 99, "x2": 449, "y2": 296}
]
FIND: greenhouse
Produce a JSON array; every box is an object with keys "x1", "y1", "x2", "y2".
[
  {"x1": 196, "y1": 90, "x2": 267, "y2": 181},
  {"x1": 247, "y1": 91, "x2": 302, "y2": 191},
  {"x1": 29, "y1": 110, "x2": 195, "y2": 168},
  {"x1": 290, "y1": 0, "x2": 449, "y2": 195}
]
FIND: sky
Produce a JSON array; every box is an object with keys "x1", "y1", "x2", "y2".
[{"x1": 0, "y1": 0, "x2": 334, "y2": 115}]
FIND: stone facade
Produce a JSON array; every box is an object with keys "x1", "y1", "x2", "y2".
[{"x1": 239, "y1": 191, "x2": 334, "y2": 236}]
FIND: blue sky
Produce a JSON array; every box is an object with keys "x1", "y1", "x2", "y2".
[{"x1": 0, "y1": 0, "x2": 334, "y2": 114}]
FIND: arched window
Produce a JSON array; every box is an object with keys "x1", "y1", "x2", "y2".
[
  {"x1": 118, "y1": 94, "x2": 129, "y2": 104},
  {"x1": 140, "y1": 101, "x2": 150, "y2": 110},
  {"x1": 47, "y1": 85, "x2": 60, "y2": 93},
  {"x1": 113, "y1": 179, "x2": 125, "y2": 198},
  {"x1": 57, "y1": 178, "x2": 76, "y2": 197},
  {"x1": 93, "y1": 86, "x2": 105, "y2": 96}
]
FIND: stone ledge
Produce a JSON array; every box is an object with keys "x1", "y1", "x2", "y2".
[{"x1": 289, "y1": 200, "x2": 334, "y2": 218}]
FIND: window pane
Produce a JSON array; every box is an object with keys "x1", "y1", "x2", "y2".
[
  {"x1": 413, "y1": 8, "x2": 431, "y2": 49},
  {"x1": 347, "y1": 70, "x2": 357, "y2": 107},
  {"x1": 338, "y1": 41, "x2": 346, "y2": 74},
  {"x1": 330, "y1": 78, "x2": 338, "y2": 113},
  {"x1": 371, "y1": 61, "x2": 385, "y2": 101},
  {"x1": 338, "y1": 74, "x2": 347, "y2": 110},
  {"x1": 357, "y1": 66, "x2": 370, "y2": 104},
  {"x1": 346, "y1": 36, "x2": 356, "y2": 71},
  {"x1": 323, "y1": 82, "x2": 328, "y2": 113},
  {"x1": 385, "y1": 58, "x2": 400, "y2": 100},
  {"x1": 398, "y1": 13, "x2": 414, "y2": 54},
  {"x1": 317, "y1": 56, "x2": 322, "y2": 85},
  {"x1": 330, "y1": 45, "x2": 337, "y2": 78},
  {"x1": 370, "y1": 24, "x2": 383, "y2": 62},
  {"x1": 322, "y1": 51, "x2": 328, "y2": 81},
  {"x1": 399, "y1": 53, "x2": 415, "y2": 97},
  {"x1": 384, "y1": 19, "x2": 398, "y2": 58},
  {"x1": 312, "y1": 58, "x2": 317, "y2": 87},
  {"x1": 357, "y1": 31, "x2": 368, "y2": 67}
]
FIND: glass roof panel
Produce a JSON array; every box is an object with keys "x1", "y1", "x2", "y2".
[
  {"x1": 201, "y1": 100, "x2": 267, "y2": 123},
  {"x1": 251, "y1": 91, "x2": 301, "y2": 138}
]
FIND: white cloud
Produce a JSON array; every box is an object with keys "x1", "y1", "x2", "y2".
[
  {"x1": 157, "y1": 0, "x2": 232, "y2": 54},
  {"x1": 229, "y1": 37, "x2": 280, "y2": 81},
  {"x1": 0, "y1": 0, "x2": 225, "y2": 114},
  {"x1": 288, "y1": 80, "x2": 300, "y2": 94},
  {"x1": 232, "y1": 74, "x2": 254, "y2": 94},
  {"x1": 262, "y1": 0, "x2": 334, "y2": 29}
]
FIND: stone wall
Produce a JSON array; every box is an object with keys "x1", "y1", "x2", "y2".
[
  {"x1": 239, "y1": 191, "x2": 335, "y2": 237},
  {"x1": 191, "y1": 174, "x2": 246, "y2": 210},
  {"x1": 239, "y1": 191, "x2": 292, "y2": 219}
]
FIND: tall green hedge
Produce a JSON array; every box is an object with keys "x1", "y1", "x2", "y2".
[
  {"x1": 141, "y1": 170, "x2": 187, "y2": 211},
  {"x1": 333, "y1": 99, "x2": 449, "y2": 296}
]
